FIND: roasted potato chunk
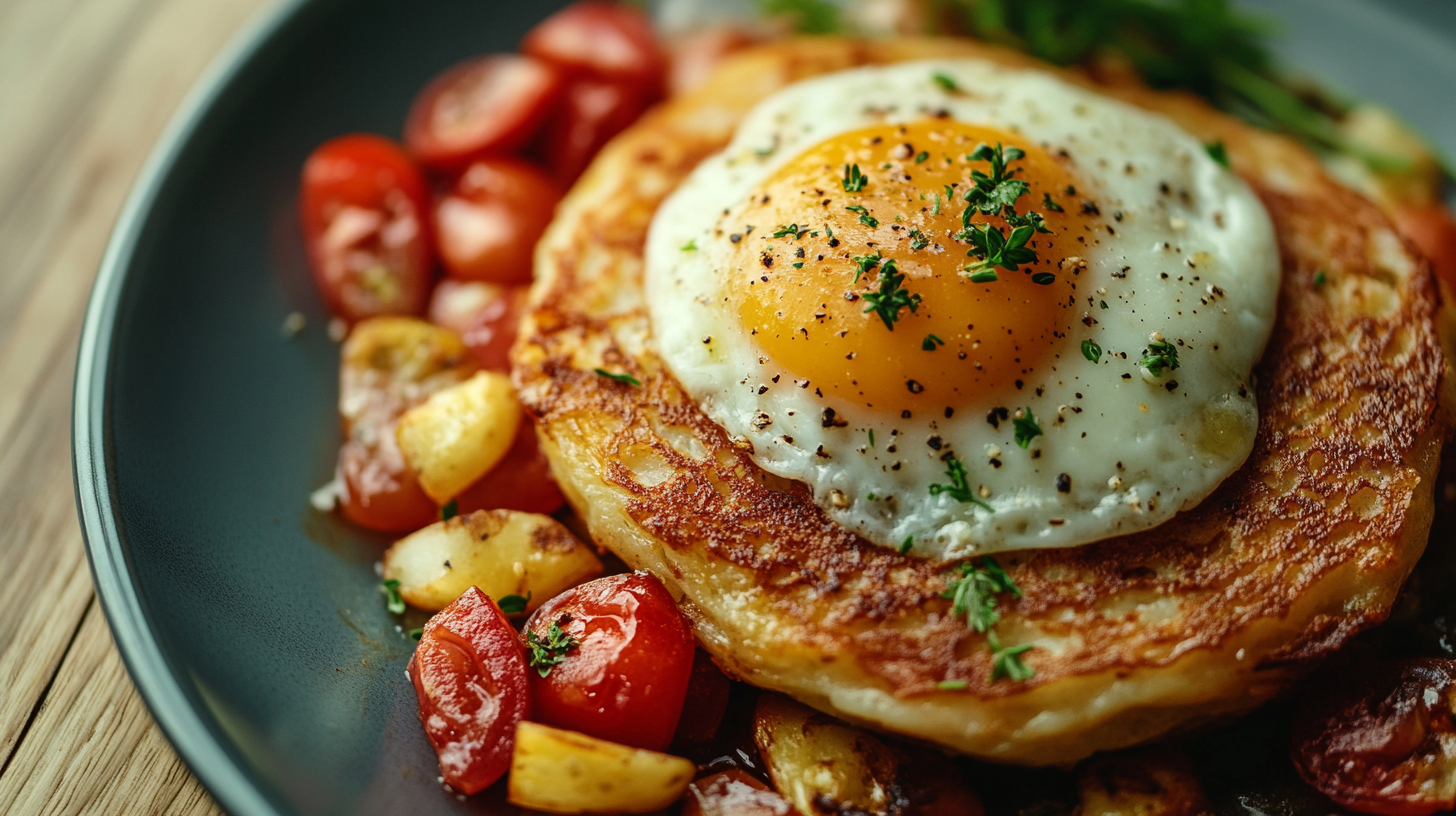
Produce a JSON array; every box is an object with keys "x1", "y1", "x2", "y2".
[
  {"x1": 382, "y1": 509, "x2": 602, "y2": 612},
  {"x1": 754, "y1": 693, "x2": 903, "y2": 816},
  {"x1": 396, "y1": 370, "x2": 521, "y2": 504},
  {"x1": 507, "y1": 721, "x2": 694, "y2": 814},
  {"x1": 1077, "y1": 748, "x2": 1210, "y2": 816}
]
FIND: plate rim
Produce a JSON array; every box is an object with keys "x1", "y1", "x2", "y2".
[{"x1": 71, "y1": 1, "x2": 311, "y2": 815}]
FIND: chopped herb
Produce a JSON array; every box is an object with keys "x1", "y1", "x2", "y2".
[
  {"x1": 1081, "y1": 339, "x2": 1102, "y2": 362},
  {"x1": 594, "y1": 368, "x2": 641, "y2": 386},
  {"x1": 909, "y1": 229, "x2": 930, "y2": 251},
  {"x1": 755, "y1": 0, "x2": 840, "y2": 34},
  {"x1": 963, "y1": 143, "x2": 1030, "y2": 216},
  {"x1": 408, "y1": 627, "x2": 423, "y2": 640},
  {"x1": 841, "y1": 164, "x2": 868, "y2": 193},
  {"x1": 862, "y1": 259, "x2": 921, "y2": 330},
  {"x1": 929, "y1": 454, "x2": 993, "y2": 511},
  {"x1": 932, "y1": 71, "x2": 959, "y2": 91},
  {"x1": 988, "y1": 630, "x2": 1035, "y2": 682},
  {"x1": 772, "y1": 223, "x2": 804, "y2": 239},
  {"x1": 915, "y1": 151, "x2": 930, "y2": 163},
  {"x1": 1100, "y1": 300, "x2": 1109, "y2": 309},
  {"x1": 1030, "y1": 272, "x2": 1056, "y2": 285},
  {"x1": 869, "y1": 429, "x2": 876, "y2": 447},
  {"x1": 1206, "y1": 140, "x2": 1231, "y2": 168},
  {"x1": 964, "y1": 224, "x2": 1038, "y2": 274},
  {"x1": 1012, "y1": 408, "x2": 1043, "y2": 448},
  {"x1": 498, "y1": 592, "x2": 532, "y2": 614},
  {"x1": 900, "y1": 536, "x2": 914, "y2": 554},
  {"x1": 681, "y1": 239, "x2": 698, "y2": 251},
  {"x1": 526, "y1": 617, "x2": 579, "y2": 678},
  {"x1": 440, "y1": 500, "x2": 458, "y2": 521},
  {"x1": 1313, "y1": 269, "x2": 1328, "y2": 287},
  {"x1": 852, "y1": 250, "x2": 882, "y2": 282},
  {"x1": 943, "y1": 556, "x2": 1021, "y2": 632},
  {"x1": 1006, "y1": 209, "x2": 1051, "y2": 234},
  {"x1": 922, "y1": 333, "x2": 945, "y2": 351},
  {"x1": 969, "y1": 268, "x2": 999, "y2": 284},
  {"x1": 845, "y1": 204, "x2": 879, "y2": 228},
  {"x1": 1139, "y1": 341, "x2": 1181, "y2": 377},
  {"x1": 931, "y1": 192, "x2": 942, "y2": 216},
  {"x1": 381, "y1": 579, "x2": 405, "y2": 615},
  {"x1": 793, "y1": 262, "x2": 805, "y2": 269},
  {"x1": 1042, "y1": 192, "x2": 1065, "y2": 213},
  {"x1": 938, "y1": 679, "x2": 969, "y2": 691}
]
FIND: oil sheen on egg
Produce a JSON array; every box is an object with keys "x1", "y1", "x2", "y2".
[{"x1": 644, "y1": 59, "x2": 1279, "y2": 559}]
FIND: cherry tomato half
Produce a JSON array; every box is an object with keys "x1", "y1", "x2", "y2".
[
  {"x1": 405, "y1": 54, "x2": 564, "y2": 172},
  {"x1": 433, "y1": 159, "x2": 562, "y2": 284},
  {"x1": 299, "y1": 134, "x2": 433, "y2": 323},
  {"x1": 409, "y1": 587, "x2": 531, "y2": 795},
  {"x1": 1394, "y1": 203, "x2": 1456, "y2": 291},
  {"x1": 427, "y1": 279, "x2": 526, "y2": 371},
  {"x1": 537, "y1": 75, "x2": 652, "y2": 184},
  {"x1": 454, "y1": 419, "x2": 565, "y2": 516},
  {"x1": 336, "y1": 318, "x2": 477, "y2": 532},
  {"x1": 521, "y1": 1, "x2": 665, "y2": 93},
  {"x1": 1292, "y1": 658, "x2": 1456, "y2": 815},
  {"x1": 522, "y1": 572, "x2": 694, "y2": 751}
]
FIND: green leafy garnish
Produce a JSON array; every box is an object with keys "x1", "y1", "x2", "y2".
[
  {"x1": 1042, "y1": 192, "x2": 1065, "y2": 213},
  {"x1": 755, "y1": 0, "x2": 840, "y2": 33},
  {"x1": 852, "y1": 250, "x2": 882, "y2": 282},
  {"x1": 964, "y1": 224, "x2": 1038, "y2": 274},
  {"x1": 1012, "y1": 408, "x2": 1042, "y2": 449},
  {"x1": 681, "y1": 239, "x2": 698, "y2": 251},
  {"x1": 440, "y1": 500, "x2": 458, "y2": 521},
  {"x1": 408, "y1": 627, "x2": 423, "y2": 641},
  {"x1": 1081, "y1": 339, "x2": 1103, "y2": 362},
  {"x1": 1139, "y1": 340, "x2": 1181, "y2": 377},
  {"x1": 988, "y1": 630, "x2": 1035, "y2": 682},
  {"x1": 845, "y1": 204, "x2": 879, "y2": 228},
  {"x1": 932, "y1": 71, "x2": 959, "y2": 91},
  {"x1": 899, "y1": 536, "x2": 914, "y2": 555},
  {"x1": 909, "y1": 229, "x2": 930, "y2": 251},
  {"x1": 968, "y1": 268, "x2": 998, "y2": 284},
  {"x1": 1031, "y1": 272, "x2": 1056, "y2": 285},
  {"x1": 842, "y1": 164, "x2": 868, "y2": 192},
  {"x1": 915, "y1": 151, "x2": 930, "y2": 163},
  {"x1": 861, "y1": 260, "x2": 921, "y2": 330},
  {"x1": 381, "y1": 579, "x2": 405, "y2": 615},
  {"x1": 526, "y1": 617, "x2": 579, "y2": 678},
  {"x1": 963, "y1": 143, "x2": 1030, "y2": 216},
  {"x1": 1313, "y1": 269, "x2": 1328, "y2": 287},
  {"x1": 929, "y1": 454, "x2": 993, "y2": 511},
  {"x1": 1206, "y1": 140, "x2": 1231, "y2": 168},
  {"x1": 938, "y1": 679, "x2": 969, "y2": 691},
  {"x1": 594, "y1": 368, "x2": 641, "y2": 386},
  {"x1": 943, "y1": 556, "x2": 1021, "y2": 632},
  {"x1": 497, "y1": 592, "x2": 532, "y2": 615},
  {"x1": 772, "y1": 223, "x2": 805, "y2": 239},
  {"x1": 869, "y1": 429, "x2": 876, "y2": 448},
  {"x1": 922, "y1": 333, "x2": 945, "y2": 351}
]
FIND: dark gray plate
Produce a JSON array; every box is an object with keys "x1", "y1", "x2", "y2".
[{"x1": 71, "y1": 2, "x2": 1456, "y2": 815}]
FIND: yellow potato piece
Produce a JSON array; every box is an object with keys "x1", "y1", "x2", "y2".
[
  {"x1": 396, "y1": 370, "x2": 521, "y2": 504},
  {"x1": 382, "y1": 510, "x2": 603, "y2": 612},
  {"x1": 754, "y1": 694, "x2": 901, "y2": 816},
  {"x1": 507, "y1": 722, "x2": 694, "y2": 814}
]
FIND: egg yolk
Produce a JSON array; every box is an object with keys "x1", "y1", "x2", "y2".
[{"x1": 730, "y1": 121, "x2": 1100, "y2": 413}]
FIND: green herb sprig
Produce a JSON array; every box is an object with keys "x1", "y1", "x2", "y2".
[
  {"x1": 1139, "y1": 340, "x2": 1181, "y2": 377},
  {"x1": 381, "y1": 579, "x2": 405, "y2": 615},
  {"x1": 526, "y1": 617, "x2": 579, "y2": 678},
  {"x1": 1012, "y1": 408, "x2": 1043, "y2": 448},
  {"x1": 929, "y1": 454, "x2": 993, "y2": 511},
  {"x1": 861, "y1": 260, "x2": 921, "y2": 330},
  {"x1": 943, "y1": 556, "x2": 1021, "y2": 632},
  {"x1": 842, "y1": 163, "x2": 868, "y2": 192}
]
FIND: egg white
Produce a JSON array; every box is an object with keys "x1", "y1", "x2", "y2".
[{"x1": 644, "y1": 58, "x2": 1279, "y2": 559}]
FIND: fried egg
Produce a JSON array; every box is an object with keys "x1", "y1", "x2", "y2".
[{"x1": 644, "y1": 58, "x2": 1279, "y2": 558}]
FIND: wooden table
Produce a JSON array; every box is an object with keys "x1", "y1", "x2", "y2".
[{"x1": 0, "y1": 0, "x2": 275, "y2": 812}]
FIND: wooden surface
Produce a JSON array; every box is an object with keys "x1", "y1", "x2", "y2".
[{"x1": 0, "y1": 0, "x2": 274, "y2": 813}]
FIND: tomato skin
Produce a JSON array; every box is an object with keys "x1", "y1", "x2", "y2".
[
  {"x1": 453, "y1": 420, "x2": 565, "y2": 516},
  {"x1": 1292, "y1": 658, "x2": 1456, "y2": 816},
  {"x1": 405, "y1": 54, "x2": 564, "y2": 172},
  {"x1": 338, "y1": 436, "x2": 437, "y2": 533},
  {"x1": 671, "y1": 649, "x2": 733, "y2": 747},
  {"x1": 409, "y1": 588, "x2": 531, "y2": 795},
  {"x1": 426, "y1": 280, "x2": 529, "y2": 372},
  {"x1": 299, "y1": 134, "x2": 433, "y2": 323},
  {"x1": 537, "y1": 75, "x2": 652, "y2": 184},
  {"x1": 1394, "y1": 203, "x2": 1456, "y2": 291},
  {"x1": 523, "y1": 573, "x2": 694, "y2": 751},
  {"x1": 521, "y1": 1, "x2": 665, "y2": 94},
  {"x1": 433, "y1": 159, "x2": 562, "y2": 284}
]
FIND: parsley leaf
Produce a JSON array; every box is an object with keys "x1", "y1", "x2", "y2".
[
  {"x1": 526, "y1": 617, "x2": 579, "y2": 678},
  {"x1": 942, "y1": 556, "x2": 1021, "y2": 632},
  {"x1": 1206, "y1": 140, "x2": 1231, "y2": 168},
  {"x1": 968, "y1": 268, "x2": 998, "y2": 284},
  {"x1": 594, "y1": 368, "x2": 642, "y2": 386},
  {"x1": 963, "y1": 224, "x2": 1038, "y2": 274},
  {"x1": 899, "y1": 536, "x2": 914, "y2": 555},
  {"x1": 1042, "y1": 192, "x2": 1065, "y2": 213},
  {"x1": 852, "y1": 250, "x2": 881, "y2": 282},
  {"x1": 963, "y1": 143, "x2": 1030, "y2": 216},
  {"x1": 845, "y1": 204, "x2": 879, "y2": 228},
  {"x1": 861, "y1": 259, "x2": 921, "y2": 330},
  {"x1": 497, "y1": 592, "x2": 532, "y2": 615},
  {"x1": 408, "y1": 627, "x2": 423, "y2": 641},
  {"x1": 841, "y1": 164, "x2": 868, "y2": 192},
  {"x1": 932, "y1": 71, "x2": 959, "y2": 91},
  {"x1": 772, "y1": 223, "x2": 805, "y2": 239},
  {"x1": 988, "y1": 630, "x2": 1035, "y2": 682},
  {"x1": 681, "y1": 239, "x2": 698, "y2": 251},
  {"x1": 1139, "y1": 340, "x2": 1181, "y2": 377},
  {"x1": 929, "y1": 454, "x2": 993, "y2": 511},
  {"x1": 440, "y1": 500, "x2": 458, "y2": 521},
  {"x1": 922, "y1": 333, "x2": 944, "y2": 351},
  {"x1": 381, "y1": 579, "x2": 405, "y2": 615},
  {"x1": 915, "y1": 151, "x2": 930, "y2": 163},
  {"x1": 909, "y1": 229, "x2": 929, "y2": 251},
  {"x1": 1012, "y1": 408, "x2": 1042, "y2": 448},
  {"x1": 1081, "y1": 339, "x2": 1102, "y2": 362}
]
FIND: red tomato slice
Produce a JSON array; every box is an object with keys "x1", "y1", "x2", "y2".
[
  {"x1": 1394, "y1": 203, "x2": 1456, "y2": 291},
  {"x1": 299, "y1": 134, "x2": 433, "y2": 323},
  {"x1": 454, "y1": 419, "x2": 565, "y2": 516},
  {"x1": 521, "y1": 1, "x2": 665, "y2": 93},
  {"x1": 409, "y1": 588, "x2": 531, "y2": 795},
  {"x1": 338, "y1": 435, "x2": 437, "y2": 533},
  {"x1": 672, "y1": 649, "x2": 733, "y2": 747},
  {"x1": 433, "y1": 159, "x2": 562, "y2": 284},
  {"x1": 1292, "y1": 658, "x2": 1456, "y2": 816},
  {"x1": 522, "y1": 573, "x2": 694, "y2": 751},
  {"x1": 426, "y1": 280, "x2": 529, "y2": 372},
  {"x1": 537, "y1": 75, "x2": 652, "y2": 184},
  {"x1": 405, "y1": 54, "x2": 564, "y2": 172}
]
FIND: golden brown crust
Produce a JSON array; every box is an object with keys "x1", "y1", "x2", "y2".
[{"x1": 513, "y1": 37, "x2": 1449, "y2": 762}]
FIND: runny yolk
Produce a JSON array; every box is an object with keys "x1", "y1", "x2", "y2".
[{"x1": 731, "y1": 121, "x2": 1100, "y2": 413}]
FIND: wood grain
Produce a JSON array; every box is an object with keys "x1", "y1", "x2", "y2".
[{"x1": 0, "y1": 0, "x2": 273, "y2": 812}]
